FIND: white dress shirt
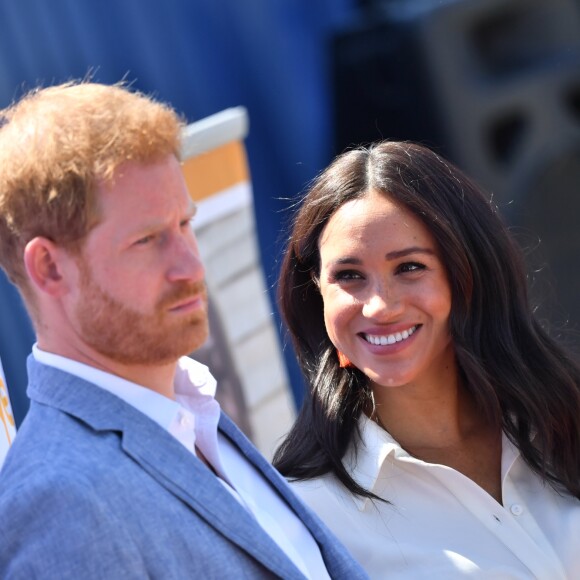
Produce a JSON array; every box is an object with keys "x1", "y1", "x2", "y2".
[
  {"x1": 290, "y1": 414, "x2": 580, "y2": 579},
  {"x1": 32, "y1": 345, "x2": 330, "y2": 580}
]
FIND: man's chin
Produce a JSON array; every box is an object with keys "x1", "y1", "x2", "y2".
[
  {"x1": 87, "y1": 330, "x2": 209, "y2": 368},
  {"x1": 159, "y1": 319, "x2": 210, "y2": 362},
  {"x1": 184, "y1": 326, "x2": 210, "y2": 357}
]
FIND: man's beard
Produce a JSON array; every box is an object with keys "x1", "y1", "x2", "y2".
[{"x1": 75, "y1": 263, "x2": 208, "y2": 366}]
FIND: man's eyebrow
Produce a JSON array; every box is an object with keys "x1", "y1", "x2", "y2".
[{"x1": 123, "y1": 204, "x2": 198, "y2": 241}]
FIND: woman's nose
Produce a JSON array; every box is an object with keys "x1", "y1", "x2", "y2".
[{"x1": 362, "y1": 285, "x2": 402, "y2": 319}]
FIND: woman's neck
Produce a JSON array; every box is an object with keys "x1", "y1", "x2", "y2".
[
  {"x1": 370, "y1": 368, "x2": 477, "y2": 448},
  {"x1": 370, "y1": 372, "x2": 504, "y2": 503}
]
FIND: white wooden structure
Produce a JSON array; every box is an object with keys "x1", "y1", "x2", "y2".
[{"x1": 181, "y1": 107, "x2": 295, "y2": 459}]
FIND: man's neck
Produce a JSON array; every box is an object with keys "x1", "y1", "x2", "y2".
[{"x1": 36, "y1": 338, "x2": 178, "y2": 399}]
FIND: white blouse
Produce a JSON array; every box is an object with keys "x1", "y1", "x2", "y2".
[{"x1": 290, "y1": 415, "x2": 580, "y2": 579}]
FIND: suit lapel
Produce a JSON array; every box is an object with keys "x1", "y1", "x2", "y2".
[
  {"x1": 27, "y1": 360, "x2": 306, "y2": 580},
  {"x1": 120, "y1": 424, "x2": 306, "y2": 579},
  {"x1": 218, "y1": 413, "x2": 363, "y2": 578},
  {"x1": 219, "y1": 412, "x2": 325, "y2": 531}
]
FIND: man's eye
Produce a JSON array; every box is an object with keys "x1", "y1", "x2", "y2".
[{"x1": 135, "y1": 235, "x2": 154, "y2": 246}]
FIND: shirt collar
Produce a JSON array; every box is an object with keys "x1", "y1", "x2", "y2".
[
  {"x1": 174, "y1": 354, "x2": 216, "y2": 398},
  {"x1": 343, "y1": 414, "x2": 403, "y2": 511},
  {"x1": 32, "y1": 343, "x2": 216, "y2": 432},
  {"x1": 501, "y1": 431, "x2": 521, "y2": 485},
  {"x1": 344, "y1": 414, "x2": 524, "y2": 511}
]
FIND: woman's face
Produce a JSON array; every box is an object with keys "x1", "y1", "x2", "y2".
[{"x1": 317, "y1": 189, "x2": 455, "y2": 390}]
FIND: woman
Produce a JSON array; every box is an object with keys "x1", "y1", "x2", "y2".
[{"x1": 273, "y1": 141, "x2": 580, "y2": 578}]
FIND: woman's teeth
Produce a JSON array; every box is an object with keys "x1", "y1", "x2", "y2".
[{"x1": 363, "y1": 325, "x2": 418, "y2": 346}]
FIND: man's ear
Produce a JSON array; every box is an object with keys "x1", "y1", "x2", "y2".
[{"x1": 23, "y1": 237, "x2": 72, "y2": 297}]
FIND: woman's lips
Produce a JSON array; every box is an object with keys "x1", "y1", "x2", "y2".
[{"x1": 361, "y1": 324, "x2": 418, "y2": 346}]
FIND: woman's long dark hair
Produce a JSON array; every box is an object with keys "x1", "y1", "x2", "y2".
[{"x1": 273, "y1": 141, "x2": 580, "y2": 500}]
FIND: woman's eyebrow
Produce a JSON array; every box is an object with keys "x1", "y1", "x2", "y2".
[
  {"x1": 385, "y1": 247, "x2": 435, "y2": 260},
  {"x1": 331, "y1": 256, "x2": 363, "y2": 266}
]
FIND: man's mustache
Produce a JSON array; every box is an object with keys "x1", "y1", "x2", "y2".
[{"x1": 158, "y1": 281, "x2": 207, "y2": 310}]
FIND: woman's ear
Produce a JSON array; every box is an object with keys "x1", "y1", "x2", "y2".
[
  {"x1": 23, "y1": 237, "x2": 70, "y2": 297},
  {"x1": 310, "y1": 270, "x2": 321, "y2": 290}
]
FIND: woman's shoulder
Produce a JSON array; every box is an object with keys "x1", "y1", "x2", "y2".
[
  {"x1": 287, "y1": 474, "x2": 338, "y2": 500},
  {"x1": 287, "y1": 473, "x2": 364, "y2": 529}
]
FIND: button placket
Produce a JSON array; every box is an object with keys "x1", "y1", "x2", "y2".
[{"x1": 510, "y1": 504, "x2": 523, "y2": 516}]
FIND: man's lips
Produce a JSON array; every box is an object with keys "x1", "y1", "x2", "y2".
[{"x1": 168, "y1": 294, "x2": 205, "y2": 312}]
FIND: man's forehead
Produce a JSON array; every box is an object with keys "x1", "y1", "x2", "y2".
[{"x1": 89, "y1": 157, "x2": 193, "y2": 233}]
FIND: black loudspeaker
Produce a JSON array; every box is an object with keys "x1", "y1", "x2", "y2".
[{"x1": 333, "y1": 0, "x2": 580, "y2": 342}]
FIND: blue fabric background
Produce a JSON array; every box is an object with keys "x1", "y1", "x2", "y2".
[{"x1": 0, "y1": 0, "x2": 358, "y2": 420}]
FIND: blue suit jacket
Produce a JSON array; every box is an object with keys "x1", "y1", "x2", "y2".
[{"x1": 0, "y1": 358, "x2": 367, "y2": 579}]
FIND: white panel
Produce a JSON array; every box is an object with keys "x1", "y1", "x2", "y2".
[
  {"x1": 195, "y1": 205, "x2": 254, "y2": 261},
  {"x1": 232, "y1": 324, "x2": 288, "y2": 408},
  {"x1": 181, "y1": 107, "x2": 249, "y2": 159},
  {"x1": 202, "y1": 234, "x2": 257, "y2": 289},
  {"x1": 193, "y1": 182, "x2": 252, "y2": 231},
  {"x1": 251, "y1": 392, "x2": 296, "y2": 461},
  {"x1": 212, "y1": 271, "x2": 272, "y2": 344}
]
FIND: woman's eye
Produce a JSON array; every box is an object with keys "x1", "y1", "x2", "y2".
[
  {"x1": 334, "y1": 270, "x2": 363, "y2": 282},
  {"x1": 398, "y1": 262, "x2": 425, "y2": 274},
  {"x1": 180, "y1": 218, "x2": 194, "y2": 229}
]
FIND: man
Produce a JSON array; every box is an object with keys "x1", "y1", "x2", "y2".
[{"x1": 0, "y1": 82, "x2": 366, "y2": 579}]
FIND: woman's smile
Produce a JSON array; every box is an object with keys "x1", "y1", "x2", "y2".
[
  {"x1": 360, "y1": 324, "x2": 419, "y2": 346},
  {"x1": 318, "y1": 189, "x2": 454, "y2": 390}
]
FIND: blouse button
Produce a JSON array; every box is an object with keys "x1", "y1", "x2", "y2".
[
  {"x1": 510, "y1": 504, "x2": 523, "y2": 516},
  {"x1": 179, "y1": 413, "x2": 192, "y2": 428}
]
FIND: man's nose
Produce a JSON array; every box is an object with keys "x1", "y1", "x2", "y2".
[{"x1": 166, "y1": 234, "x2": 205, "y2": 283}]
